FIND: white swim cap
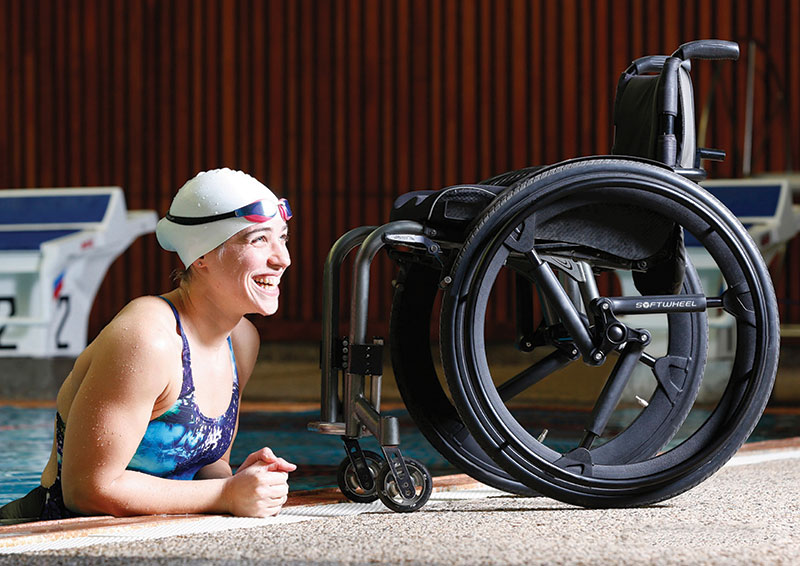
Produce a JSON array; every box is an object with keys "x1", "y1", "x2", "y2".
[{"x1": 156, "y1": 168, "x2": 290, "y2": 267}]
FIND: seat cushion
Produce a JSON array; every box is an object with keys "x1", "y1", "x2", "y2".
[
  {"x1": 390, "y1": 184, "x2": 505, "y2": 234},
  {"x1": 390, "y1": 167, "x2": 546, "y2": 236}
]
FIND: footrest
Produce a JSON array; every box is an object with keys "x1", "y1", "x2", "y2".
[{"x1": 307, "y1": 421, "x2": 346, "y2": 435}]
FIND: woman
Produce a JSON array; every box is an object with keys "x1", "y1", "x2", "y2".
[{"x1": 0, "y1": 168, "x2": 296, "y2": 521}]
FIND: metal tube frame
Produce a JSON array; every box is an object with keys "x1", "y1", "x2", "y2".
[
  {"x1": 320, "y1": 225, "x2": 376, "y2": 423},
  {"x1": 343, "y1": 221, "x2": 426, "y2": 439},
  {"x1": 315, "y1": 220, "x2": 426, "y2": 443}
]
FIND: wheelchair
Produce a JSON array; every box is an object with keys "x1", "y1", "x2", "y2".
[{"x1": 308, "y1": 39, "x2": 780, "y2": 512}]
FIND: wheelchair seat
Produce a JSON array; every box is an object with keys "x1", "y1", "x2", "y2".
[
  {"x1": 389, "y1": 167, "x2": 548, "y2": 238},
  {"x1": 390, "y1": 170, "x2": 684, "y2": 295},
  {"x1": 389, "y1": 184, "x2": 503, "y2": 239}
]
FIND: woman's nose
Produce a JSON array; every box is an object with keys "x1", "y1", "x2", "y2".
[{"x1": 268, "y1": 241, "x2": 291, "y2": 269}]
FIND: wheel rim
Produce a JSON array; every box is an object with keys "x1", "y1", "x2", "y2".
[
  {"x1": 381, "y1": 462, "x2": 428, "y2": 505},
  {"x1": 339, "y1": 453, "x2": 382, "y2": 500},
  {"x1": 443, "y1": 162, "x2": 778, "y2": 504}
]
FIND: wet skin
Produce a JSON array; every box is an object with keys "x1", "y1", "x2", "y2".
[{"x1": 39, "y1": 214, "x2": 295, "y2": 518}]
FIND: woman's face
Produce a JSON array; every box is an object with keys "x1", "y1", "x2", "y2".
[{"x1": 205, "y1": 214, "x2": 291, "y2": 316}]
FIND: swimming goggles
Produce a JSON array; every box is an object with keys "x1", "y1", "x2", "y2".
[{"x1": 166, "y1": 198, "x2": 292, "y2": 225}]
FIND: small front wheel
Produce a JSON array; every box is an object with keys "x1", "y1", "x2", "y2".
[
  {"x1": 337, "y1": 450, "x2": 383, "y2": 503},
  {"x1": 376, "y1": 457, "x2": 433, "y2": 513}
]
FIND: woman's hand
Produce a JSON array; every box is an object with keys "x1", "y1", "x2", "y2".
[
  {"x1": 237, "y1": 447, "x2": 297, "y2": 474},
  {"x1": 225, "y1": 461, "x2": 293, "y2": 517}
]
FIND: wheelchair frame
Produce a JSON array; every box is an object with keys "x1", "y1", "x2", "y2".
[{"x1": 308, "y1": 39, "x2": 779, "y2": 512}]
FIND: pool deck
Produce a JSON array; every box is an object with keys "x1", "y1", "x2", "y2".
[
  {"x1": 1, "y1": 437, "x2": 799, "y2": 565},
  {"x1": 2, "y1": 348, "x2": 799, "y2": 564}
]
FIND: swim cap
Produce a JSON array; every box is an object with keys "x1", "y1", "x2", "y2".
[{"x1": 156, "y1": 168, "x2": 289, "y2": 267}]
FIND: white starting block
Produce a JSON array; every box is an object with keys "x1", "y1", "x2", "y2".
[
  {"x1": 693, "y1": 178, "x2": 799, "y2": 368},
  {"x1": 621, "y1": 177, "x2": 800, "y2": 401},
  {"x1": 0, "y1": 187, "x2": 156, "y2": 358},
  {"x1": 700, "y1": 178, "x2": 800, "y2": 266}
]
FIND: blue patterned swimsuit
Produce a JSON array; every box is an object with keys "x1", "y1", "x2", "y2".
[{"x1": 40, "y1": 296, "x2": 240, "y2": 519}]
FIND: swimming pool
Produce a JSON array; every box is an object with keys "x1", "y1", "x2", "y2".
[
  {"x1": 2, "y1": 404, "x2": 799, "y2": 505},
  {"x1": 0, "y1": 406, "x2": 457, "y2": 505}
]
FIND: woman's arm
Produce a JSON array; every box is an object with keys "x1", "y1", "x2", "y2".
[
  {"x1": 229, "y1": 316, "x2": 261, "y2": 390},
  {"x1": 193, "y1": 316, "x2": 255, "y2": 481},
  {"x1": 60, "y1": 305, "x2": 287, "y2": 517}
]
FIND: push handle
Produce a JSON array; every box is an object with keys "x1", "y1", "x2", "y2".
[{"x1": 671, "y1": 39, "x2": 739, "y2": 62}]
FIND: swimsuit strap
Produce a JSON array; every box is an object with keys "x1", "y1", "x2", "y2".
[
  {"x1": 227, "y1": 336, "x2": 240, "y2": 388},
  {"x1": 156, "y1": 295, "x2": 194, "y2": 397},
  {"x1": 156, "y1": 296, "x2": 239, "y2": 392}
]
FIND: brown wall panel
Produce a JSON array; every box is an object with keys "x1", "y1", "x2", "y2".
[{"x1": 1, "y1": 0, "x2": 798, "y2": 344}]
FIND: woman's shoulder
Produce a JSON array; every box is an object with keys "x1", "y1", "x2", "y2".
[
  {"x1": 95, "y1": 296, "x2": 179, "y2": 352},
  {"x1": 67, "y1": 296, "x2": 181, "y2": 408},
  {"x1": 231, "y1": 316, "x2": 259, "y2": 344}
]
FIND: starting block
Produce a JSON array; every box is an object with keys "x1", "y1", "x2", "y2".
[
  {"x1": 621, "y1": 177, "x2": 800, "y2": 400},
  {"x1": 699, "y1": 178, "x2": 800, "y2": 266},
  {"x1": 0, "y1": 187, "x2": 156, "y2": 358},
  {"x1": 695, "y1": 178, "x2": 798, "y2": 386}
]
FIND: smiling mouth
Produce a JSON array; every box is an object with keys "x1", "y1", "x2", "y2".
[{"x1": 253, "y1": 275, "x2": 280, "y2": 291}]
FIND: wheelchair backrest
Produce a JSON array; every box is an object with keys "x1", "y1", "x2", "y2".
[
  {"x1": 612, "y1": 60, "x2": 696, "y2": 169},
  {"x1": 611, "y1": 40, "x2": 739, "y2": 172}
]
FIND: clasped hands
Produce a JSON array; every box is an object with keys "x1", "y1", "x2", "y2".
[{"x1": 226, "y1": 447, "x2": 296, "y2": 517}]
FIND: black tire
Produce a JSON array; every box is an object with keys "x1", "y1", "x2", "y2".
[
  {"x1": 440, "y1": 157, "x2": 779, "y2": 508},
  {"x1": 336, "y1": 450, "x2": 383, "y2": 503},
  {"x1": 376, "y1": 457, "x2": 433, "y2": 513},
  {"x1": 390, "y1": 262, "x2": 537, "y2": 496}
]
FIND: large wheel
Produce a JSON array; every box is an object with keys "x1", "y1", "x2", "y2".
[
  {"x1": 390, "y1": 191, "x2": 707, "y2": 491},
  {"x1": 440, "y1": 157, "x2": 779, "y2": 508},
  {"x1": 390, "y1": 262, "x2": 536, "y2": 495}
]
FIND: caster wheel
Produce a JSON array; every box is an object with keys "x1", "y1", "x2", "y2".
[
  {"x1": 376, "y1": 457, "x2": 433, "y2": 513},
  {"x1": 337, "y1": 450, "x2": 383, "y2": 503}
]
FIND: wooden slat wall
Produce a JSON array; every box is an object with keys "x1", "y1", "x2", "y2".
[{"x1": 1, "y1": 0, "x2": 798, "y2": 342}]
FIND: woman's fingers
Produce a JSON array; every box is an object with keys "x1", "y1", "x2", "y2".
[
  {"x1": 237, "y1": 447, "x2": 278, "y2": 472},
  {"x1": 264, "y1": 457, "x2": 297, "y2": 472}
]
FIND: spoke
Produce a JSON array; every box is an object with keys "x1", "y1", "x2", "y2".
[
  {"x1": 514, "y1": 273, "x2": 536, "y2": 351},
  {"x1": 580, "y1": 340, "x2": 645, "y2": 449},
  {"x1": 720, "y1": 283, "x2": 756, "y2": 327},
  {"x1": 497, "y1": 349, "x2": 576, "y2": 402},
  {"x1": 639, "y1": 351, "x2": 657, "y2": 368},
  {"x1": 523, "y1": 249, "x2": 596, "y2": 357}
]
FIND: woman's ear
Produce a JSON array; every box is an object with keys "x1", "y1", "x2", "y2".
[{"x1": 194, "y1": 255, "x2": 206, "y2": 269}]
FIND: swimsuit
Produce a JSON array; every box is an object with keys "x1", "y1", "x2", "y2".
[
  {"x1": 0, "y1": 296, "x2": 240, "y2": 521},
  {"x1": 125, "y1": 296, "x2": 240, "y2": 481}
]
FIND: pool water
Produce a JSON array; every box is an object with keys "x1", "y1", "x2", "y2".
[
  {"x1": 2, "y1": 405, "x2": 798, "y2": 506},
  {"x1": 0, "y1": 406, "x2": 457, "y2": 505}
]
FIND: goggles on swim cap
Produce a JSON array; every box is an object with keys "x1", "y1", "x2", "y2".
[{"x1": 165, "y1": 198, "x2": 292, "y2": 226}]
